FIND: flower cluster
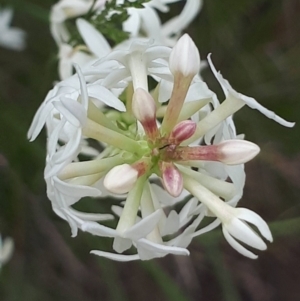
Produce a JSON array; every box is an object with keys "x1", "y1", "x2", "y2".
[
  {"x1": 51, "y1": 0, "x2": 203, "y2": 79},
  {"x1": 0, "y1": 7, "x2": 26, "y2": 51},
  {"x1": 28, "y1": 1, "x2": 294, "y2": 261}
]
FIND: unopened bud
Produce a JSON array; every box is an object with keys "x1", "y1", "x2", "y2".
[
  {"x1": 160, "y1": 162, "x2": 183, "y2": 197},
  {"x1": 170, "y1": 120, "x2": 197, "y2": 144},
  {"x1": 217, "y1": 140, "x2": 260, "y2": 165},
  {"x1": 170, "y1": 140, "x2": 260, "y2": 165},
  {"x1": 132, "y1": 88, "x2": 158, "y2": 140},
  {"x1": 169, "y1": 34, "x2": 200, "y2": 79},
  {"x1": 104, "y1": 164, "x2": 138, "y2": 194}
]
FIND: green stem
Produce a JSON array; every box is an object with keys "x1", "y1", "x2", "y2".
[
  {"x1": 160, "y1": 75, "x2": 192, "y2": 135},
  {"x1": 116, "y1": 174, "x2": 147, "y2": 233},
  {"x1": 88, "y1": 100, "x2": 125, "y2": 134},
  {"x1": 58, "y1": 153, "x2": 130, "y2": 180},
  {"x1": 83, "y1": 119, "x2": 141, "y2": 154},
  {"x1": 183, "y1": 96, "x2": 245, "y2": 145},
  {"x1": 177, "y1": 165, "x2": 236, "y2": 200}
]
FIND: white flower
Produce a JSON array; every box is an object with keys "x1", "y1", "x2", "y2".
[
  {"x1": 51, "y1": 0, "x2": 203, "y2": 79},
  {"x1": 221, "y1": 208, "x2": 272, "y2": 259},
  {"x1": 183, "y1": 176, "x2": 273, "y2": 259},
  {"x1": 0, "y1": 235, "x2": 14, "y2": 270},
  {"x1": 0, "y1": 8, "x2": 26, "y2": 51},
  {"x1": 123, "y1": 0, "x2": 203, "y2": 46},
  {"x1": 28, "y1": 33, "x2": 294, "y2": 261}
]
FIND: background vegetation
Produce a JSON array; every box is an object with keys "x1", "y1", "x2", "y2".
[{"x1": 0, "y1": 0, "x2": 299, "y2": 300}]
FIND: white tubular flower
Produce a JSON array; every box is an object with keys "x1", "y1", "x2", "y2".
[
  {"x1": 0, "y1": 8, "x2": 26, "y2": 51},
  {"x1": 0, "y1": 235, "x2": 14, "y2": 270},
  {"x1": 183, "y1": 176, "x2": 272, "y2": 259},
  {"x1": 221, "y1": 208, "x2": 273, "y2": 259},
  {"x1": 28, "y1": 33, "x2": 293, "y2": 261}
]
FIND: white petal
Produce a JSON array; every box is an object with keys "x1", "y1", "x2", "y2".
[
  {"x1": 192, "y1": 218, "x2": 221, "y2": 237},
  {"x1": 113, "y1": 237, "x2": 132, "y2": 253},
  {"x1": 137, "y1": 238, "x2": 190, "y2": 256},
  {"x1": 223, "y1": 228, "x2": 258, "y2": 259},
  {"x1": 162, "y1": 0, "x2": 203, "y2": 39},
  {"x1": 0, "y1": 237, "x2": 14, "y2": 264},
  {"x1": 76, "y1": 18, "x2": 111, "y2": 58},
  {"x1": 91, "y1": 250, "x2": 140, "y2": 261},
  {"x1": 81, "y1": 221, "x2": 118, "y2": 238},
  {"x1": 53, "y1": 177, "x2": 101, "y2": 199},
  {"x1": 125, "y1": 209, "x2": 163, "y2": 240},
  {"x1": 208, "y1": 54, "x2": 295, "y2": 128},
  {"x1": 68, "y1": 208, "x2": 114, "y2": 222},
  {"x1": 87, "y1": 85, "x2": 126, "y2": 111},
  {"x1": 161, "y1": 210, "x2": 179, "y2": 236},
  {"x1": 122, "y1": 8, "x2": 141, "y2": 37},
  {"x1": 236, "y1": 208, "x2": 273, "y2": 242},
  {"x1": 225, "y1": 218, "x2": 267, "y2": 250}
]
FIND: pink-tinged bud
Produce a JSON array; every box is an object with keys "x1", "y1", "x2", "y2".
[
  {"x1": 132, "y1": 88, "x2": 158, "y2": 140},
  {"x1": 169, "y1": 34, "x2": 200, "y2": 79},
  {"x1": 132, "y1": 88, "x2": 156, "y2": 122},
  {"x1": 103, "y1": 164, "x2": 138, "y2": 194},
  {"x1": 169, "y1": 120, "x2": 197, "y2": 144},
  {"x1": 217, "y1": 140, "x2": 260, "y2": 165},
  {"x1": 168, "y1": 140, "x2": 260, "y2": 165},
  {"x1": 160, "y1": 162, "x2": 183, "y2": 197}
]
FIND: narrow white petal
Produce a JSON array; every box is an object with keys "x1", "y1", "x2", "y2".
[
  {"x1": 208, "y1": 54, "x2": 295, "y2": 128},
  {"x1": 113, "y1": 237, "x2": 132, "y2": 253},
  {"x1": 162, "y1": 0, "x2": 203, "y2": 38},
  {"x1": 137, "y1": 238, "x2": 190, "y2": 256},
  {"x1": 192, "y1": 218, "x2": 221, "y2": 237},
  {"x1": 87, "y1": 85, "x2": 126, "y2": 111},
  {"x1": 74, "y1": 64, "x2": 88, "y2": 109},
  {"x1": 59, "y1": 97, "x2": 87, "y2": 126},
  {"x1": 53, "y1": 176, "x2": 101, "y2": 198},
  {"x1": 225, "y1": 218, "x2": 267, "y2": 250},
  {"x1": 236, "y1": 208, "x2": 273, "y2": 242},
  {"x1": 161, "y1": 210, "x2": 180, "y2": 236},
  {"x1": 125, "y1": 209, "x2": 163, "y2": 240},
  {"x1": 122, "y1": 8, "x2": 141, "y2": 37},
  {"x1": 27, "y1": 102, "x2": 54, "y2": 141},
  {"x1": 0, "y1": 237, "x2": 14, "y2": 264},
  {"x1": 68, "y1": 208, "x2": 114, "y2": 222},
  {"x1": 76, "y1": 19, "x2": 111, "y2": 58},
  {"x1": 81, "y1": 221, "x2": 118, "y2": 238},
  {"x1": 223, "y1": 228, "x2": 258, "y2": 259},
  {"x1": 91, "y1": 250, "x2": 140, "y2": 261}
]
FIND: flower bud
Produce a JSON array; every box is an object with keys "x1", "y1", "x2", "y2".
[
  {"x1": 169, "y1": 34, "x2": 200, "y2": 79},
  {"x1": 217, "y1": 140, "x2": 260, "y2": 165},
  {"x1": 171, "y1": 140, "x2": 260, "y2": 165},
  {"x1": 104, "y1": 164, "x2": 138, "y2": 194},
  {"x1": 132, "y1": 88, "x2": 158, "y2": 140},
  {"x1": 160, "y1": 162, "x2": 183, "y2": 197},
  {"x1": 132, "y1": 88, "x2": 156, "y2": 122},
  {"x1": 170, "y1": 120, "x2": 197, "y2": 144}
]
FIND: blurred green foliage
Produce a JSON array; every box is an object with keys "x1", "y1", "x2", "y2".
[{"x1": 0, "y1": 0, "x2": 299, "y2": 301}]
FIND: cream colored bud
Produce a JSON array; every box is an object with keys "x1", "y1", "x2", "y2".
[
  {"x1": 218, "y1": 140, "x2": 260, "y2": 165},
  {"x1": 169, "y1": 34, "x2": 200, "y2": 78},
  {"x1": 132, "y1": 88, "x2": 156, "y2": 123},
  {"x1": 104, "y1": 164, "x2": 138, "y2": 194}
]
